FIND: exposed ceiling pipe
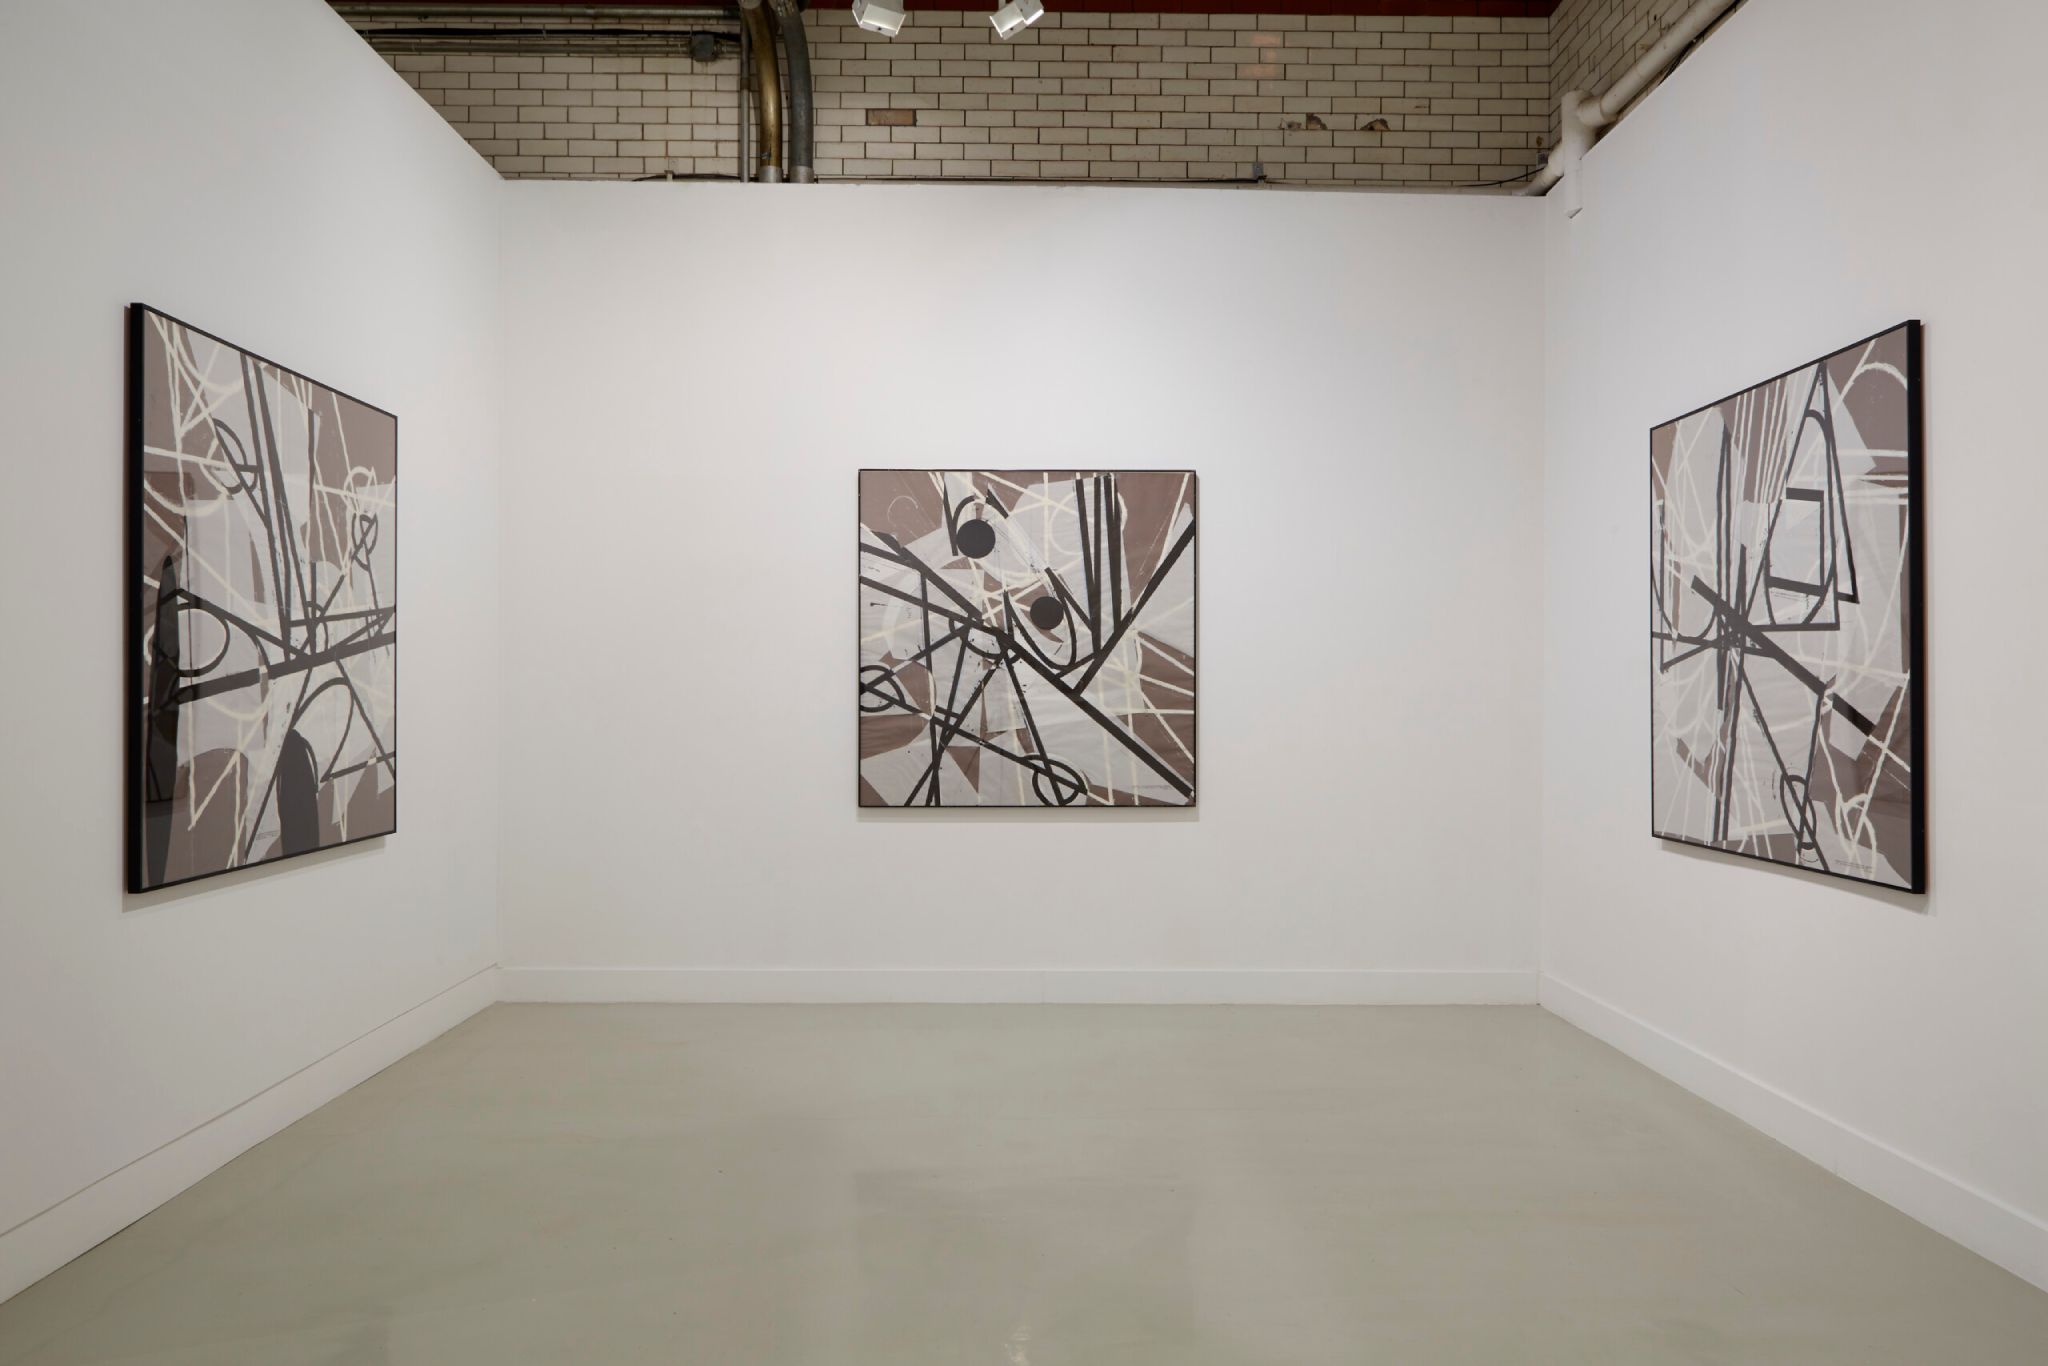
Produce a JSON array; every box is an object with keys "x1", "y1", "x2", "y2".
[
  {"x1": 736, "y1": 0, "x2": 782, "y2": 182},
  {"x1": 352, "y1": 27, "x2": 740, "y2": 57},
  {"x1": 767, "y1": 0, "x2": 815, "y2": 184},
  {"x1": 334, "y1": 4, "x2": 729, "y2": 18},
  {"x1": 1521, "y1": 0, "x2": 1741, "y2": 217}
]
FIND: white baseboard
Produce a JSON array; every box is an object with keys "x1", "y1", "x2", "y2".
[
  {"x1": 1541, "y1": 974, "x2": 2048, "y2": 1294},
  {"x1": 0, "y1": 965, "x2": 500, "y2": 1306},
  {"x1": 499, "y1": 967, "x2": 1539, "y2": 1005}
]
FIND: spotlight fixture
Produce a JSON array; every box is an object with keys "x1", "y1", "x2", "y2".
[
  {"x1": 989, "y1": 0, "x2": 1044, "y2": 39},
  {"x1": 852, "y1": 0, "x2": 908, "y2": 37}
]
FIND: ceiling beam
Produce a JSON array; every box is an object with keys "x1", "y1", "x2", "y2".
[{"x1": 336, "y1": 1, "x2": 1560, "y2": 14}]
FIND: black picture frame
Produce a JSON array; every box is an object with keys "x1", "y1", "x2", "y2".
[
  {"x1": 1647, "y1": 320, "x2": 1924, "y2": 893},
  {"x1": 127, "y1": 304, "x2": 400, "y2": 893}
]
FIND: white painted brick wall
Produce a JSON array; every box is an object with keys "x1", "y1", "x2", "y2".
[
  {"x1": 364, "y1": 10, "x2": 1552, "y2": 189},
  {"x1": 358, "y1": 5, "x2": 1731, "y2": 188},
  {"x1": 385, "y1": 47, "x2": 743, "y2": 179}
]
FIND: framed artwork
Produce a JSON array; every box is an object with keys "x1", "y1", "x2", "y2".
[
  {"x1": 129, "y1": 306, "x2": 398, "y2": 892},
  {"x1": 1649, "y1": 321, "x2": 1923, "y2": 891},
  {"x1": 858, "y1": 469, "x2": 1196, "y2": 807}
]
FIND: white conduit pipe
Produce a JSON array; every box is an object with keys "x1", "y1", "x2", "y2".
[{"x1": 1521, "y1": 0, "x2": 1741, "y2": 216}]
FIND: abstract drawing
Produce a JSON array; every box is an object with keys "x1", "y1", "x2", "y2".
[
  {"x1": 859, "y1": 470, "x2": 1195, "y2": 807},
  {"x1": 1649, "y1": 322, "x2": 1922, "y2": 891},
  {"x1": 129, "y1": 306, "x2": 397, "y2": 891}
]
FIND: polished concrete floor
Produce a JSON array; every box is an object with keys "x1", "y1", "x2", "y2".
[{"x1": 2, "y1": 1006, "x2": 2044, "y2": 1365}]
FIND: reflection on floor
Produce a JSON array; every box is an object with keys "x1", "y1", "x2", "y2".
[{"x1": 2, "y1": 1004, "x2": 2044, "y2": 1364}]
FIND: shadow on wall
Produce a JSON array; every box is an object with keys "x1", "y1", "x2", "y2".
[
  {"x1": 1657, "y1": 840, "x2": 1930, "y2": 917},
  {"x1": 856, "y1": 807, "x2": 1196, "y2": 826},
  {"x1": 120, "y1": 837, "x2": 388, "y2": 915}
]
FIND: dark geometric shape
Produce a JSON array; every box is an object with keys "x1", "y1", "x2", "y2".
[
  {"x1": 275, "y1": 731, "x2": 321, "y2": 857},
  {"x1": 1028, "y1": 594, "x2": 1065, "y2": 632},
  {"x1": 142, "y1": 555, "x2": 182, "y2": 889},
  {"x1": 956, "y1": 517, "x2": 996, "y2": 558}
]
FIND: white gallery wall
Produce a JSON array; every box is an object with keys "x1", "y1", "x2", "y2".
[
  {"x1": 1540, "y1": 0, "x2": 2048, "y2": 1287},
  {"x1": 4, "y1": 0, "x2": 2043, "y2": 1315},
  {"x1": 0, "y1": 1, "x2": 503, "y2": 1299},
  {"x1": 496, "y1": 183, "x2": 1546, "y2": 1001}
]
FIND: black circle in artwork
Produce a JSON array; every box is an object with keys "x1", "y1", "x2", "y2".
[
  {"x1": 1028, "y1": 595, "x2": 1065, "y2": 632},
  {"x1": 956, "y1": 518, "x2": 997, "y2": 558}
]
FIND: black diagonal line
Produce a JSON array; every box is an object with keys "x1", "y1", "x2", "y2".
[
  {"x1": 1739, "y1": 666, "x2": 1797, "y2": 793},
  {"x1": 1795, "y1": 688, "x2": 1833, "y2": 871},
  {"x1": 1106, "y1": 473, "x2": 1122, "y2": 629},
  {"x1": 288, "y1": 606, "x2": 392, "y2": 630},
  {"x1": 174, "y1": 589, "x2": 292, "y2": 654},
  {"x1": 1651, "y1": 630, "x2": 1731, "y2": 672},
  {"x1": 334, "y1": 658, "x2": 395, "y2": 773},
  {"x1": 318, "y1": 608, "x2": 397, "y2": 657},
  {"x1": 904, "y1": 652, "x2": 999, "y2": 807},
  {"x1": 1012, "y1": 645, "x2": 1192, "y2": 799},
  {"x1": 945, "y1": 723, "x2": 1091, "y2": 805},
  {"x1": 875, "y1": 532, "x2": 984, "y2": 620},
  {"x1": 326, "y1": 752, "x2": 398, "y2": 784},
  {"x1": 1074, "y1": 476, "x2": 1097, "y2": 648},
  {"x1": 170, "y1": 629, "x2": 396, "y2": 708},
  {"x1": 861, "y1": 623, "x2": 970, "y2": 696},
  {"x1": 1690, "y1": 578, "x2": 1876, "y2": 736},
  {"x1": 1073, "y1": 519, "x2": 1195, "y2": 694},
  {"x1": 861, "y1": 575, "x2": 977, "y2": 628},
  {"x1": 924, "y1": 628, "x2": 974, "y2": 806},
  {"x1": 919, "y1": 577, "x2": 939, "y2": 795},
  {"x1": 861, "y1": 689, "x2": 1091, "y2": 806},
  {"x1": 1713, "y1": 636, "x2": 1748, "y2": 845},
  {"x1": 1000, "y1": 645, "x2": 1047, "y2": 762},
  {"x1": 309, "y1": 517, "x2": 385, "y2": 626},
  {"x1": 1046, "y1": 567, "x2": 1086, "y2": 621},
  {"x1": 865, "y1": 572, "x2": 1190, "y2": 799},
  {"x1": 1002, "y1": 593, "x2": 1071, "y2": 675}
]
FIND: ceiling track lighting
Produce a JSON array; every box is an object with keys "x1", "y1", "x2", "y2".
[
  {"x1": 849, "y1": 0, "x2": 1044, "y2": 42},
  {"x1": 989, "y1": 0, "x2": 1044, "y2": 40},
  {"x1": 851, "y1": 0, "x2": 907, "y2": 37}
]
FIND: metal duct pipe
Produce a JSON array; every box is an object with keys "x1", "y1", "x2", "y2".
[
  {"x1": 1522, "y1": 0, "x2": 1742, "y2": 214},
  {"x1": 354, "y1": 29, "x2": 740, "y2": 58},
  {"x1": 335, "y1": 4, "x2": 729, "y2": 18},
  {"x1": 768, "y1": 0, "x2": 815, "y2": 184},
  {"x1": 737, "y1": 0, "x2": 782, "y2": 183}
]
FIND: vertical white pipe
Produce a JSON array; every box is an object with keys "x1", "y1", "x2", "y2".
[
  {"x1": 1520, "y1": 0, "x2": 1741, "y2": 208},
  {"x1": 1557, "y1": 91, "x2": 1597, "y2": 219}
]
